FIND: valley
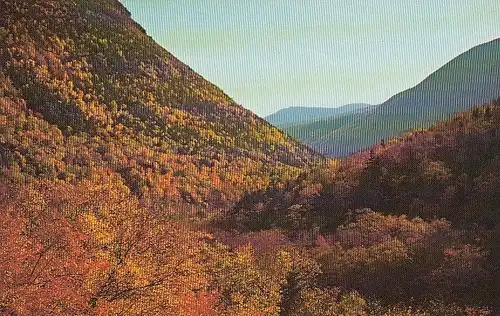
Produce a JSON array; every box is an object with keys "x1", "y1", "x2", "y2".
[
  {"x1": 0, "y1": 0, "x2": 499, "y2": 315},
  {"x1": 270, "y1": 39, "x2": 500, "y2": 157}
]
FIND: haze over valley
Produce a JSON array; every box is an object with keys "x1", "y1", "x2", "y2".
[{"x1": 269, "y1": 38, "x2": 500, "y2": 156}]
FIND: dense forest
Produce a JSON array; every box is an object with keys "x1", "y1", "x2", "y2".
[
  {"x1": 225, "y1": 100, "x2": 500, "y2": 314},
  {"x1": 264, "y1": 103, "x2": 373, "y2": 127},
  {"x1": 0, "y1": 0, "x2": 320, "y2": 209},
  {"x1": 278, "y1": 38, "x2": 500, "y2": 157},
  {"x1": 1, "y1": 0, "x2": 499, "y2": 315}
]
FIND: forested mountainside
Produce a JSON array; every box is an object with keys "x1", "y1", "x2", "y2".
[
  {"x1": 265, "y1": 103, "x2": 372, "y2": 127},
  {"x1": 283, "y1": 38, "x2": 500, "y2": 157},
  {"x1": 0, "y1": 0, "x2": 320, "y2": 206},
  {"x1": 228, "y1": 98, "x2": 500, "y2": 231},
  {"x1": 1, "y1": 0, "x2": 499, "y2": 314},
  {"x1": 224, "y1": 99, "x2": 500, "y2": 312}
]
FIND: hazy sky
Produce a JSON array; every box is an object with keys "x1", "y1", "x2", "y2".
[{"x1": 120, "y1": 1, "x2": 500, "y2": 117}]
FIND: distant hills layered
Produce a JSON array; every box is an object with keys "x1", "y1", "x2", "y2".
[
  {"x1": 265, "y1": 103, "x2": 373, "y2": 127},
  {"x1": 272, "y1": 38, "x2": 500, "y2": 157},
  {"x1": 227, "y1": 100, "x2": 500, "y2": 311},
  {"x1": 3, "y1": 0, "x2": 500, "y2": 314}
]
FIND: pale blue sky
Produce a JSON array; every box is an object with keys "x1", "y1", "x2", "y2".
[{"x1": 120, "y1": 0, "x2": 500, "y2": 116}]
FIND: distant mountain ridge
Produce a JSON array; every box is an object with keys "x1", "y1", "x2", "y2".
[
  {"x1": 282, "y1": 38, "x2": 500, "y2": 157},
  {"x1": 265, "y1": 103, "x2": 373, "y2": 127}
]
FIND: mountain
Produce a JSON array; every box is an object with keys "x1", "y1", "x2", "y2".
[
  {"x1": 226, "y1": 100, "x2": 500, "y2": 310},
  {"x1": 0, "y1": 1, "x2": 330, "y2": 314},
  {"x1": 265, "y1": 103, "x2": 373, "y2": 127},
  {"x1": 282, "y1": 38, "x2": 500, "y2": 157},
  {"x1": 0, "y1": 0, "x2": 321, "y2": 205},
  {"x1": 228, "y1": 99, "x2": 500, "y2": 232},
  {"x1": 1, "y1": 1, "x2": 499, "y2": 314}
]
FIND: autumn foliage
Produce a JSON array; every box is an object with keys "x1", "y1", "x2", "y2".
[
  {"x1": 1, "y1": 0, "x2": 500, "y2": 314},
  {"x1": 0, "y1": 176, "x2": 213, "y2": 314}
]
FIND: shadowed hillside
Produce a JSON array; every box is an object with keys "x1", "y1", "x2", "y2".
[
  {"x1": 1, "y1": 0, "x2": 498, "y2": 314},
  {"x1": 283, "y1": 39, "x2": 500, "y2": 157}
]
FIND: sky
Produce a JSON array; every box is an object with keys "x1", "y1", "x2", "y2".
[{"x1": 120, "y1": 0, "x2": 500, "y2": 117}]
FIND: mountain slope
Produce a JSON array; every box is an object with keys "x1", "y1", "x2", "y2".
[
  {"x1": 0, "y1": 0, "x2": 321, "y2": 205},
  {"x1": 283, "y1": 38, "x2": 500, "y2": 157},
  {"x1": 228, "y1": 99, "x2": 500, "y2": 231},
  {"x1": 265, "y1": 103, "x2": 372, "y2": 127},
  {"x1": 224, "y1": 99, "x2": 500, "y2": 311}
]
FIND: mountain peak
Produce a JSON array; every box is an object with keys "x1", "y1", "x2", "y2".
[{"x1": 0, "y1": 0, "x2": 322, "y2": 204}]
